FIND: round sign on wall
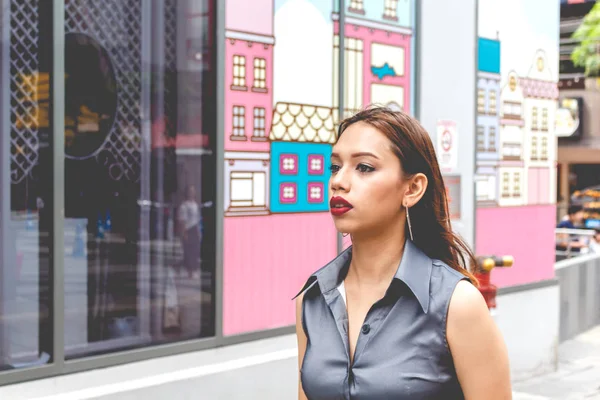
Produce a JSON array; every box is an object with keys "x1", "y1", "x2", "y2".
[
  {"x1": 441, "y1": 130, "x2": 452, "y2": 152},
  {"x1": 65, "y1": 33, "x2": 117, "y2": 159}
]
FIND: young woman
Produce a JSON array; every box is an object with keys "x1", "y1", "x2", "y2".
[{"x1": 295, "y1": 107, "x2": 511, "y2": 399}]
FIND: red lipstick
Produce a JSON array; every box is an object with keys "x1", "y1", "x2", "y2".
[{"x1": 330, "y1": 196, "x2": 353, "y2": 216}]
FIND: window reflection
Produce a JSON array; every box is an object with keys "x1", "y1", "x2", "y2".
[
  {"x1": 63, "y1": 0, "x2": 216, "y2": 359},
  {"x1": 0, "y1": 0, "x2": 54, "y2": 371}
]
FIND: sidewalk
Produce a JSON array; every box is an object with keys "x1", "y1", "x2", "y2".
[{"x1": 512, "y1": 325, "x2": 600, "y2": 400}]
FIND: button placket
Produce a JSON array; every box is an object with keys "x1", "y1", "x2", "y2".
[
  {"x1": 352, "y1": 303, "x2": 391, "y2": 368},
  {"x1": 361, "y1": 323, "x2": 371, "y2": 334}
]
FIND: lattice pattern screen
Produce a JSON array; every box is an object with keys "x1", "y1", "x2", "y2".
[
  {"x1": 9, "y1": 0, "x2": 40, "y2": 184},
  {"x1": 65, "y1": 0, "x2": 143, "y2": 182},
  {"x1": 163, "y1": 0, "x2": 177, "y2": 139}
]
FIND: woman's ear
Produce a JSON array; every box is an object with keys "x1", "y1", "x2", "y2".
[{"x1": 404, "y1": 173, "x2": 428, "y2": 208}]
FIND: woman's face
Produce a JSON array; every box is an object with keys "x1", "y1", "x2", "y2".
[{"x1": 329, "y1": 122, "x2": 407, "y2": 236}]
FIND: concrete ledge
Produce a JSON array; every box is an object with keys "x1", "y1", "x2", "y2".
[
  {"x1": 0, "y1": 335, "x2": 298, "y2": 400},
  {"x1": 555, "y1": 254, "x2": 600, "y2": 342},
  {"x1": 497, "y1": 278, "x2": 559, "y2": 296},
  {"x1": 495, "y1": 282, "x2": 560, "y2": 382}
]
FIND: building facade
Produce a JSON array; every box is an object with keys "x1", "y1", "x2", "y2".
[
  {"x1": 224, "y1": 0, "x2": 274, "y2": 217},
  {"x1": 498, "y1": 71, "x2": 526, "y2": 207},
  {"x1": 476, "y1": 37, "x2": 501, "y2": 206},
  {"x1": 333, "y1": 0, "x2": 413, "y2": 114},
  {"x1": 521, "y1": 50, "x2": 559, "y2": 206}
]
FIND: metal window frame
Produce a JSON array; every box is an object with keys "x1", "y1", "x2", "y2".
[
  {"x1": 0, "y1": 0, "x2": 422, "y2": 388},
  {"x1": 0, "y1": 0, "x2": 66, "y2": 385}
]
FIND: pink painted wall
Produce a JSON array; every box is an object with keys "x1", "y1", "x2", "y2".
[
  {"x1": 539, "y1": 168, "x2": 550, "y2": 204},
  {"x1": 336, "y1": 22, "x2": 412, "y2": 111},
  {"x1": 528, "y1": 167, "x2": 551, "y2": 205},
  {"x1": 223, "y1": 213, "x2": 338, "y2": 336},
  {"x1": 225, "y1": 39, "x2": 273, "y2": 153},
  {"x1": 225, "y1": 0, "x2": 274, "y2": 36},
  {"x1": 476, "y1": 204, "x2": 556, "y2": 287},
  {"x1": 528, "y1": 169, "x2": 540, "y2": 205}
]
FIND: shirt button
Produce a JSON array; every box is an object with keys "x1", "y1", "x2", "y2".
[{"x1": 361, "y1": 323, "x2": 371, "y2": 334}]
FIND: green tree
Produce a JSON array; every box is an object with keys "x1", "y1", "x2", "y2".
[{"x1": 572, "y1": 1, "x2": 600, "y2": 76}]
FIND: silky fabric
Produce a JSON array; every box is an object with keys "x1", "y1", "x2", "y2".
[{"x1": 295, "y1": 239, "x2": 466, "y2": 400}]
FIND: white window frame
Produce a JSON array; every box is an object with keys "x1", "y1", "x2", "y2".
[
  {"x1": 477, "y1": 125, "x2": 485, "y2": 152},
  {"x1": 531, "y1": 136, "x2": 538, "y2": 160},
  {"x1": 253, "y1": 107, "x2": 266, "y2": 138},
  {"x1": 334, "y1": 35, "x2": 363, "y2": 112},
  {"x1": 488, "y1": 126, "x2": 496, "y2": 151},
  {"x1": 541, "y1": 108, "x2": 548, "y2": 131},
  {"x1": 232, "y1": 55, "x2": 246, "y2": 88},
  {"x1": 488, "y1": 90, "x2": 497, "y2": 115},
  {"x1": 253, "y1": 57, "x2": 266, "y2": 90},
  {"x1": 308, "y1": 183, "x2": 324, "y2": 203},
  {"x1": 513, "y1": 172, "x2": 521, "y2": 197},
  {"x1": 541, "y1": 136, "x2": 549, "y2": 160},
  {"x1": 349, "y1": 0, "x2": 364, "y2": 11},
  {"x1": 531, "y1": 106, "x2": 538, "y2": 131},
  {"x1": 232, "y1": 106, "x2": 246, "y2": 138},
  {"x1": 383, "y1": 0, "x2": 398, "y2": 20},
  {"x1": 477, "y1": 89, "x2": 486, "y2": 114},
  {"x1": 502, "y1": 172, "x2": 510, "y2": 198},
  {"x1": 229, "y1": 171, "x2": 266, "y2": 208}
]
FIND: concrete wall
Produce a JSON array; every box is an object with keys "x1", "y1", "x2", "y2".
[
  {"x1": 418, "y1": 0, "x2": 477, "y2": 246},
  {"x1": 555, "y1": 253, "x2": 600, "y2": 342},
  {"x1": 495, "y1": 282, "x2": 560, "y2": 381}
]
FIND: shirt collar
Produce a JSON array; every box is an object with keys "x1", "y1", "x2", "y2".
[{"x1": 293, "y1": 239, "x2": 433, "y2": 313}]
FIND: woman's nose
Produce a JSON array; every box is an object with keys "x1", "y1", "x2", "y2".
[{"x1": 330, "y1": 168, "x2": 349, "y2": 193}]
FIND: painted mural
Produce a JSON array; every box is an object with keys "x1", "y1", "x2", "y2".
[
  {"x1": 476, "y1": 0, "x2": 559, "y2": 287},
  {"x1": 223, "y1": 0, "x2": 415, "y2": 335}
]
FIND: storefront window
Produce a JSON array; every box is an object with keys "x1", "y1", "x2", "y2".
[
  {"x1": 0, "y1": 0, "x2": 54, "y2": 371},
  {"x1": 62, "y1": 0, "x2": 216, "y2": 359}
]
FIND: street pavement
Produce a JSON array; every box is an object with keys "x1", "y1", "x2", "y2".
[{"x1": 512, "y1": 325, "x2": 600, "y2": 400}]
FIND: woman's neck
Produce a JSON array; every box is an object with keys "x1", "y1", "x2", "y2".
[{"x1": 347, "y1": 223, "x2": 407, "y2": 286}]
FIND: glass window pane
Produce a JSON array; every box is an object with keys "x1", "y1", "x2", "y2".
[
  {"x1": 62, "y1": 0, "x2": 216, "y2": 359},
  {"x1": 0, "y1": 0, "x2": 54, "y2": 371}
]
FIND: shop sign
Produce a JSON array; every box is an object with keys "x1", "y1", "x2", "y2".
[{"x1": 436, "y1": 120, "x2": 458, "y2": 172}]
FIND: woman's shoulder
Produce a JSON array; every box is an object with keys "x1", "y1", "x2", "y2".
[
  {"x1": 430, "y1": 258, "x2": 474, "y2": 286},
  {"x1": 448, "y1": 280, "x2": 489, "y2": 325}
]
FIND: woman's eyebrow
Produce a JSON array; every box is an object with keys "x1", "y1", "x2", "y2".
[{"x1": 331, "y1": 151, "x2": 379, "y2": 159}]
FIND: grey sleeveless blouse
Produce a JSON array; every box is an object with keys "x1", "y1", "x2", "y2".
[{"x1": 295, "y1": 239, "x2": 467, "y2": 400}]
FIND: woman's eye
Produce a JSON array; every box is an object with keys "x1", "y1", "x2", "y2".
[
  {"x1": 329, "y1": 164, "x2": 340, "y2": 173},
  {"x1": 357, "y1": 163, "x2": 375, "y2": 173}
]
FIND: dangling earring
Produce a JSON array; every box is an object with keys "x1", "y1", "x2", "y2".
[{"x1": 406, "y1": 204, "x2": 414, "y2": 241}]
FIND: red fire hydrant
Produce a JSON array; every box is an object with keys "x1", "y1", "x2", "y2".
[{"x1": 473, "y1": 255, "x2": 514, "y2": 309}]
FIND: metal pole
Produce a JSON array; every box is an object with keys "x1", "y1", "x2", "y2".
[
  {"x1": 0, "y1": 0, "x2": 11, "y2": 366},
  {"x1": 472, "y1": 0, "x2": 479, "y2": 255},
  {"x1": 139, "y1": 0, "x2": 153, "y2": 343},
  {"x1": 336, "y1": 0, "x2": 345, "y2": 255},
  {"x1": 53, "y1": 0, "x2": 66, "y2": 370},
  {"x1": 215, "y1": 0, "x2": 226, "y2": 340}
]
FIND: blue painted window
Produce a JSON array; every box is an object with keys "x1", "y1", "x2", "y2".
[{"x1": 270, "y1": 142, "x2": 331, "y2": 213}]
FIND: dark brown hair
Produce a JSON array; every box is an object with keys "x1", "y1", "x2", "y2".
[{"x1": 337, "y1": 105, "x2": 478, "y2": 285}]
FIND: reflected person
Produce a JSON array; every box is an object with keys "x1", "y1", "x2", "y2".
[{"x1": 178, "y1": 185, "x2": 201, "y2": 279}]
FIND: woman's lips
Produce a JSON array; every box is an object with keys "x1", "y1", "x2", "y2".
[{"x1": 330, "y1": 196, "x2": 353, "y2": 216}]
